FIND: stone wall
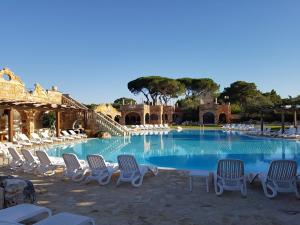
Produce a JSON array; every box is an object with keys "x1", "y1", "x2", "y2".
[{"x1": 0, "y1": 68, "x2": 62, "y2": 104}]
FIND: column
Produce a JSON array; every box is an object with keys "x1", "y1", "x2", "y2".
[
  {"x1": 55, "y1": 111, "x2": 61, "y2": 137},
  {"x1": 8, "y1": 108, "x2": 14, "y2": 142},
  {"x1": 281, "y1": 111, "x2": 285, "y2": 134}
]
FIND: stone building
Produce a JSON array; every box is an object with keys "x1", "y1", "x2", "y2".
[
  {"x1": 0, "y1": 68, "x2": 88, "y2": 141},
  {"x1": 94, "y1": 104, "x2": 121, "y2": 122},
  {"x1": 119, "y1": 104, "x2": 175, "y2": 125},
  {"x1": 198, "y1": 94, "x2": 231, "y2": 124}
]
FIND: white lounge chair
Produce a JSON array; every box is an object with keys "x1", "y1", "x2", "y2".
[
  {"x1": 85, "y1": 154, "x2": 118, "y2": 185},
  {"x1": 69, "y1": 129, "x2": 87, "y2": 138},
  {"x1": 11, "y1": 134, "x2": 33, "y2": 147},
  {"x1": 36, "y1": 150, "x2": 65, "y2": 176},
  {"x1": 40, "y1": 131, "x2": 64, "y2": 143},
  {"x1": 21, "y1": 149, "x2": 40, "y2": 173},
  {"x1": 117, "y1": 155, "x2": 158, "y2": 187},
  {"x1": 31, "y1": 133, "x2": 53, "y2": 144},
  {"x1": 214, "y1": 159, "x2": 247, "y2": 197},
  {"x1": 0, "y1": 203, "x2": 51, "y2": 223},
  {"x1": 68, "y1": 130, "x2": 85, "y2": 139},
  {"x1": 62, "y1": 153, "x2": 89, "y2": 182},
  {"x1": 33, "y1": 212, "x2": 95, "y2": 225},
  {"x1": 61, "y1": 131, "x2": 75, "y2": 140},
  {"x1": 259, "y1": 160, "x2": 299, "y2": 199},
  {"x1": 18, "y1": 133, "x2": 43, "y2": 146},
  {"x1": 7, "y1": 147, "x2": 24, "y2": 171}
]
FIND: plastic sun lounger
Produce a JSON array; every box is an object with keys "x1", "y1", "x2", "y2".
[
  {"x1": 259, "y1": 160, "x2": 299, "y2": 199},
  {"x1": 34, "y1": 212, "x2": 95, "y2": 225},
  {"x1": 62, "y1": 153, "x2": 89, "y2": 182},
  {"x1": 8, "y1": 147, "x2": 24, "y2": 170},
  {"x1": 36, "y1": 150, "x2": 65, "y2": 176},
  {"x1": 31, "y1": 133, "x2": 53, "y2": 144},
  {"x1": 117, "y1": 155, "x2": 158, "y2": 187},
  {"x1": 21, "y1": 149, "x2": 40, "y2": 173},
  {"x1": 85, "y1": 154, "x2": 118, "y2": 185},
  {"x1": 0, "y1": 203, "x2": 51, "y2": 223},
  {"x1": 214, "y1": 159, "x2": 247, "y2": 197}
]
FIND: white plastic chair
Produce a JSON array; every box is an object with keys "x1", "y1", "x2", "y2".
[
  {"x1": 61, "y1": 131, "x2": 75, "y2": 140},
  {"x1": 117, "y1": 155, "x2": 158, "y2": 187},
  {"x1": 259, "y1": 160, "x2": 299, "y2": 199},
  {"x1": 62, "y1": 153, "x2": 89, "y2": 182},
  {"x1": 85, "y1": 154, "x2": 118, "y2": 185},
  {"x1": 7, "y1": 147, "x2": 24, "y2": 170},
  {"x1": 33, "y1": 212, "x2": 95, "y2": 225},
  {"x1": 0, "y1": 203, "x2": 51, "y2": 223},
  {"x1": 36, "y1": 150, "x2": 65, "y2": 176},
  {"x1": 214, "y1": 159, "x2": 247, "y2": 197},
  {"x1": 21, "y1": 149, "x2": 40, "y2": 173},
  {"x1": 31, "y1": 133, "x2": 53, "y2": 144}
]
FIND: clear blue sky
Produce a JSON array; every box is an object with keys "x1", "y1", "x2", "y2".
[{"x1": 1, "y1": 0, "x2": 300, "y2": 104}]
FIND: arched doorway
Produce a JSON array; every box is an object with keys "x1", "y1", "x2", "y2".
[
  {"x1": 218, "y1": 113, "x2": 227, "y2": 124},
  {"x1": 125, "y1": 112, "x2": 141, "y2": 125},
  {"x1": 203, "y1": 112, "x2": 215, "y2": 124},
  {"x1": 114, "y1": 115, "x2": 120, "y2": 123},
  {"x1": 145, "y1": 113, "x2": 150, "y2": 124},
  {"x1": 150, "y1": 114, "x2": 159, "y2": 122}
]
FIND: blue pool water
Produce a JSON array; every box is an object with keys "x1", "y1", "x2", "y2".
[{"x1": 47, "y1": 130, "x2": 300, "y2": 172}]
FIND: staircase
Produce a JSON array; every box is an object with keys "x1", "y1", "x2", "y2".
[
  {"x1": 62, "y1": 94, "x2": 130, "y2": 136},
  {"x1": 93, "y1": 111, "x2": 130, "y2": 136}
]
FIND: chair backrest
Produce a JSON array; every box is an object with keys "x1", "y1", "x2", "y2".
[
  {"x1": 62, "y1": 130, "x2": 70, "y2": 136},
  {"x1": 69, "y1": 130, "x2": 77, "y2": 135},
  {"x1": 20, "y1": 133, "x2": 30, "y2": 142},
  {"x1": 217, "y1": 159, "x2": 244, "y2": 179},
  {"x1": 36, "y1": 150, "x2": 52, "y2": 166},
  {"x1": 21, "y1": 149, "x2": 37, "y2": 164},
  {"x1": 62, "y1": 153, "x2": 82, "y2": 171},
  {"x1": 267, "y1": 160, "x2": 297, "y2": 181},
  {"x1": 117, "y1": 155, "x2": 140, "y2": 175},
  {"x1": 31, "y1": 133, "x2": 41, "y2": 140},
  {"x1": 8, "y1": 147, "x2": 22, "y2": 161},
  {"x1": 40, "y1": 132, "x2": 48, "y2": 139},
  {"x1": 87, "y1": 154, "x2": 107, "y2": 170}
]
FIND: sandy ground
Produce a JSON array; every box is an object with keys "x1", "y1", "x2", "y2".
[{"x1": 1, "y1": 166, "x2": 300, "y2": 225}]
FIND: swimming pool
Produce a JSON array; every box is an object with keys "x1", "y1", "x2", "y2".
[{"x1": 47, "y1": 130, "x2": 300, "y2": 172}]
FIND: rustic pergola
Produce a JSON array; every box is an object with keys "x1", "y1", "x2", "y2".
[
  {"x1": 260, "y1": 105, "x2": 300, "y2": 134},
  {"x1": 0, "y1": 99, "x2": 87, "y2": 142}
]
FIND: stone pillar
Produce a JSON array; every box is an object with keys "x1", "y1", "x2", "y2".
[
  {"x1": 141, "y1": 113, "x2": 145, "y2": 125},
  {"x1": 199, "y1": 111, "x2": 203, "y2": 125},
  {"x1": 8, "y1": 108, "x2": 14, "y2": 142},
  {"x1": 21, "y1": 110, "x2": 35, "y2": 137}
]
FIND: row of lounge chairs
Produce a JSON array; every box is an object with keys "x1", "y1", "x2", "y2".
[
  {"x1": 0, "y1": 203, "x2": 95, "y2": 225},
  {"x1": 222, "y1": 124, "x2": 255, "y2": 131},
  {"x1": 214, "y1": 159, "x2": 299, "y2": 199},
  {"x1": 7, "y1": 129, "x2": 87, "y2": 148},
  {"x1": 248, "y1": 127, "x2": 300, "y2": 139},
  {"x1": 7, "y1": 148, "x2": 158, "y2": 187},
  {"x1": 126, "y1": 124, "x2": 170, "y2": 131}
]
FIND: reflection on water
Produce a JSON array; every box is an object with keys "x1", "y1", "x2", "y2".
[{"x1": 47, "y1": 130, "x2": 300, "y2": 172}]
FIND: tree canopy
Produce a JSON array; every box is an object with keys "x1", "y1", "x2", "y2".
[
  {"x1": 128, "y1": 76, "x2": 218, "y2": 105},
  {"x1": 112, "y1": 97, "x2": 136, "y2": 109}
]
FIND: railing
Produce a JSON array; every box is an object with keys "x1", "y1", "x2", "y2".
[
  {"x1": 93, "y1": 111, "x2": 130, "y2": 136},
  {"x1": 61, "y1": 94, "x2": 129, "y2": 136},
  {"x1": 62, "y1": 94, "x2": 88, "y2": 110}
]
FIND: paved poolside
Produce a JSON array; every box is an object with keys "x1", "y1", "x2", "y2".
[{"x1": 0, "y1": 167, "x2": 300, "y2": 225}]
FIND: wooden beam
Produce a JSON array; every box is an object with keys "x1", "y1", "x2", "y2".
[
  {"x1": 8, "y1": 108, "x2": 14, "y2": 142},
  {"x1": 260, "y1": 112, "x2": 264, "y2": 135},
  {"x1": 281, "y1": 111, "x2": 285, "y2": 134},
  {"x1": 55, "y1": 111, "x2": 61, "y2": 137},
  {"x1": 294, "y1": 109, "x2": 297, "y2": 128}
]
